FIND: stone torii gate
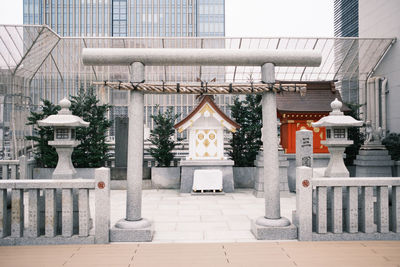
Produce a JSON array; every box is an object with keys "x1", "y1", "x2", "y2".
[{"x1": 82, "y1": 48, "x2": 321, "y2": 241}]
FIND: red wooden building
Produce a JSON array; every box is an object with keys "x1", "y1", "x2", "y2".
[{"x1": 276, "y1": 82, "x2": 350, "y2": 154}]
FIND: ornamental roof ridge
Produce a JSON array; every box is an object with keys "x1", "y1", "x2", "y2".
[{"x1": 174, "y1": 95, "x2": 240, "y2": 132}]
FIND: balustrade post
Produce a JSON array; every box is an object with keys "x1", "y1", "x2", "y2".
[
  {"x1": 78, "y1": 189, "x2": 90, "y2": 237},
  {"x1": 0, "y1": 189, "x2": 8, "y2": 237},
  {"x1": 11, "y1": 189, "x2": 23, "y2": 237},
  {"x1": 95, "y1": 167, "x2": 110, "y2": 244},
  {"x1": 377, "y1": 186, "x2": 389, "y2": 233},
  {"x1": 331, "y1": 186, "x2": 343, "y2": 233},
  {"x1": 62, "y1": 188, "x2": 73, "y2": 237},
  {"x1": 393, "y1": 186, "x2": 400, "y2": 232},
  {"x1": 346, "y1": 186, "x2": 358, "y2": 233},
  {"x1": 360, "y1": 186, "x2": 374, "y2": 233},
  {"x1": 28, "y1": 189, "x2": 40, "y2": 237},
  {"x1": 45, "y1": 189, "x2": 57, "y2": 237},
  {"x1": 316, "y1": 186, "x2": 327, "y2": 234},
  {"x1": 297, "y1": 166, "x2": 313, "y2": 241}
]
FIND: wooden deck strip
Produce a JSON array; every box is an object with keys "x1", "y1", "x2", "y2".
[{"x1": 0, "y1": 241, "x2": 399, "y2": 267}]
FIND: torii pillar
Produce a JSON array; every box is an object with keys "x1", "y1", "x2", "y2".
[
  {"x1": 250, "y1": 63, "x2": 297, "y2": 239},
  {"x1": 82, "y1": 48, "x2": 321, "y2": 241}
]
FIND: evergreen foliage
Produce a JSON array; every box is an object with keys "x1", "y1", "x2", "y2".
[
  {"x1": 70, "y1": 87, "x2": 112, "y2": 168},
  {"x1": 26, "y1": 87, "x2": 112, "y2": 168},
  {"x1": 228, "y1": 95, "x2": 263, "y2": 166},
  {"x1": 382, "y1": 133, "x2": 400, "y2": 161},
  {"x1": 147, "y1": 106, "x2": 179, "y2": 167},
  {"x1": 344, "y1": 102, "x2": 365, "y2": 165},
  {"x1": 26, "y1": 100, "x2": 60, "y2": 167}
]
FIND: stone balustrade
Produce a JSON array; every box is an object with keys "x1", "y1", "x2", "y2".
[
  {"x1": 0, "y1": 156, "x2": 35, "y2": 180},
  {"x1": 296, "y1": 166, "x2": 400, "y2": 241},
  {"x1": 0, "y1": 168, "x2": 110, "y2": 245}
]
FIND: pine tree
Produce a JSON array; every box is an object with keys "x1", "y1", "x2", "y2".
[
  {"x1": 228, "y1": 95, "x2": 263, "y2": 166},
  {"x1": 344, "y1": 102, "x2": 365, "y2": 165},
  {"x1": 147, "y1": 106, "x2": 179, "y2": 167},
  {"x1": 70, "y1": 87, "x2": 112, "y2": 168},
  {"x1": 26, "y1": 100, "x2": 61, "y2": 167}
]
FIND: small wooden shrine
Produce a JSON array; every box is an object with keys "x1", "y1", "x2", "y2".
[
  {"x1": 277, "y1": 81, "x2": 350, "y2": 154},
  {"x1": 174, "y1": 95, "x2": 240, "y2": 161}
]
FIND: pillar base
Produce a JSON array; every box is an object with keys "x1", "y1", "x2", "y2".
[
  {"x1": 110, "y1": 218, "x2": 154, "y2": 242},
  {"x1": 251, "y1": 217, "x2": 297, "y2": 240}
]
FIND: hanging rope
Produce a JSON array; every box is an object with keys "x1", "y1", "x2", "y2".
[{"x1": 92, "y1": 81, "x2": 307, "y2": 95}]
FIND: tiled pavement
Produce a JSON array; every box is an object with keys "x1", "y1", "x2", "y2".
[
  {"x1": 107, "y1": 189, "x2": 296, "y2": 242},
  {"x1": 1, "y1": 241, "x2": 400, "y2": 267}
]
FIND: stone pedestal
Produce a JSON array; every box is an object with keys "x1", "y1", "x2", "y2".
[
  {"x1": 354, "y1": 146, "x2": 394, "y2": 177},
  {"x1": 253, "y1": 150, "x2": 289, "y2": 197},
  {"x1": 180, "y1": 160, "x2": 234, "y2": 193},
  {"x1": 251, "y1": 219, "x2": 298, "y2": 240}
]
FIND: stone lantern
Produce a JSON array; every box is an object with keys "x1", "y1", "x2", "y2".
[
  {"x1": 38, "y1": 98, "x2": 89, "y2": 179},
  {"x1": 312, "y1": 98, "x2": 362, "y2": 177}
]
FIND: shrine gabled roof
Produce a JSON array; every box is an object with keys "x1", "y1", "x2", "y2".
[
  {"x1": 174, "y1": 95, "x2": 240, "y2": 133},
  {"x1": 276, "y1": 81, "x2": 351, "y2": 113}
]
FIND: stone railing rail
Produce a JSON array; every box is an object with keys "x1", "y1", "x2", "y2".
[
  {"x1": 0, "y1": 156, "x2": 35, "y2": 180},
  {"x1": 296, "y1": 166, "x2": 400, "y2": 241},
  {"x1": 0, "y1": 168, "x2": 110, "y2": 246}
]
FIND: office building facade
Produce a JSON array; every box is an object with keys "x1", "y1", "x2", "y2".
[
  {"x1": 333, "y1": 0, "x2": 359, "y2": 104},
  {"x1": 23, "y1": 0, "x2": 224, "y2": 37}
]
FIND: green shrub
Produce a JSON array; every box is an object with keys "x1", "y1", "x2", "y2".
[
  {"x1": 70, "y1": 87, "x2": 112, "y2": 168},
  {"x1": 26, "y1": 100, "x2": 60, "y2": 168},
  {"x1": 147, "y1": 106, "x2": 179, "y2": 167},
  {"x1": 382, "y1": 133, "x2": 400, "y2": 161},
  {"x1": 344, "y1": 102, "x2": 365, "y2": 165},
  {"x1": 228, "y1": 95, "x2": 262, "y2": 167}
]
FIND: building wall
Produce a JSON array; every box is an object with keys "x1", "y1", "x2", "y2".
[{"x1": 359, "y1": 0, "x2": 400, "y2": 132}]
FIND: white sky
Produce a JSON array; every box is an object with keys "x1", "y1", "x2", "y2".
[{"x1": 0, "y1": 0, "x2": 334, "y2": 37}]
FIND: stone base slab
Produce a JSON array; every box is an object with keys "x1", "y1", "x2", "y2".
[
  {"x1": 311, "y1": 232, "x2": 400, "y2": 241},
  {"x1": 180, "y1": 160, "x2": 234, "y2": 166},
  {"x1": 180, "y1": 165, "x2": 234, "y2": 193},
  {"x1": 110, "y1": 226, "x2": 154, "y2": 242},
  {"x1": 0, "y1": 235, "x2": 95, "y2": 246},
  {"x1": 355, "y1": 148, "x2": 394, "y2": 177},
  {"x1": 251, "y1": 220, "x2": 297, "y2": 240},
  {"x1": 151, "y1": 167, "x2": 181, "y2": 189}
]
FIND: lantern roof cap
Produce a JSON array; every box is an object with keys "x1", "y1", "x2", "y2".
[
  {"x1": 38, "y1": 98, "x2": 89, "y2": 128},
  {"x1": 312, "y1": 98, "x2": 363, "y2": 128}
]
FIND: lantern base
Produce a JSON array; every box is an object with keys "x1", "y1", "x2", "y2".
[{"x1": 52, "y1": 146, "x2": 78, "y2": 180}]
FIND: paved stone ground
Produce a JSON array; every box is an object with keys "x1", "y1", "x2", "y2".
[
  {"x1": 1, "y1": 241, "x2": 400, "y2": 266},
  {"x1": 105, "y1": 189, "x2": 296, "y2": 242}
]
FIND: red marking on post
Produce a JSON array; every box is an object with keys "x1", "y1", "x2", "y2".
[
  {"x1": 98, "y1": 181, "x2": 105, "y2": 189},
  {"x1": 302, "y1": 180, "x2": 310, "y2": 188}
]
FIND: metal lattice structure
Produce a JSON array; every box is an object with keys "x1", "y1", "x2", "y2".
[{"x1": 0, "y1": 24, "x2": 396, "y2": 159}]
